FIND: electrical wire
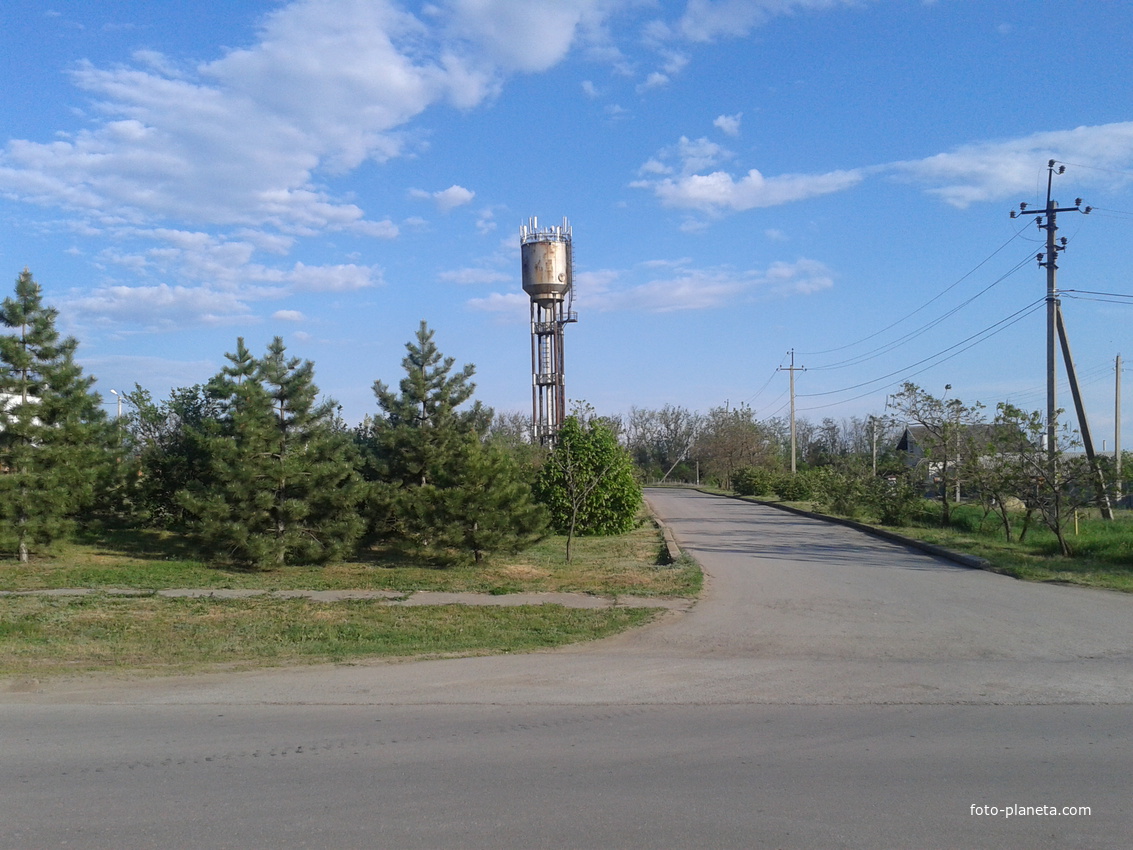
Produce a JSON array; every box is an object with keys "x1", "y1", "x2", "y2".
[
  {"x1": 806, "y1": 250, "x2": 1035, "y2": 372},
  {"x1": 1086, "y1": 206, "x2": 1133, "y2": 219},
  {"x1": 1061, "y1": 289, "x2": 1133, "y2": 306},
  {"x1": 740, "y1": 365, "x2": 782, "y2": 408},
  {"x1": 794, "y1": 298, "x2": 1045, "y2": 412},
  {"x1": 796, "y1": 229, "x2": 1029, "y2": 358},
  {"x1": 1054, "y1": 160, "x2": 1133, "y2": 180}
]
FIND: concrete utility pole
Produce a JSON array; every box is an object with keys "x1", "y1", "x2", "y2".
[
  {"x1": 1055, "y1": 307, "x2": 1113, "y2": 518},
  {"x1": 1012, "y1": 162, "x2": 1113, "y2": 519},
  {"x1": 778, "y1": 350, "x2": 806, "y2": 474},
  {"x1": 1010, "y1": 160, "x2": 1091, "y2": 463},
  {"x1": 1117, "y1": 354, "x2": 1124, "y2": 503}
]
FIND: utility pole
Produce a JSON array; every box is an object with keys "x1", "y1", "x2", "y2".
[
  {"x1": 1011, "y1": 161, "x2": 1111, "y2": 519},
  {"x1": 869, "y1": 415, "x2": 878, "y2": 476},
  {"x1": 1055, "y1": 308, "x2": 1113, "y2": 518},
  {"x1": 778, "y1": 350, "x2": 805, "y2": 474},
  {"x1": 1117, "y1": 354, "x2": 1124, "y2": 503},
  {"x1": 1010, "y1": 160, "x2": 1091, "y2": 463}
]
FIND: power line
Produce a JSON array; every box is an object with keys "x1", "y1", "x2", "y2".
[
  {"x1": 1086, "y1": 206, "x2": 1133, "y2": 219},
  {"x1": 806, "y1": 250, "x2": 1034, "y2": 372},
  {"x1": 1061, "y1": 289, "x2": 1133, "y2": 306},
  {"x1": 740, "y1": 364, "x2": 783, "y2": 408},
  {"x1": 797, "y1": 229, "x2": 1029, "y2": 358},
  {"x1": 1054, "y1": 160, "x2": 1133, "y2": 179},
  {"x1": 795, "y1": 299, "x2": 1045, "y2": 412}
]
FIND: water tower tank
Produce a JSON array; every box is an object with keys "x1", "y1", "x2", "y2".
[{"x1": 521, "y1": 218, "x2": 572, "y2": 303}]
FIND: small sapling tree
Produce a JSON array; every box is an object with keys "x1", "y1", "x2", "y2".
[{"x1": 534, "y1": 415, "x2": 642, "y2": 562}]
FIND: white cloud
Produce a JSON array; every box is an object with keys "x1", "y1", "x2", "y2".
[
  {"x1": 436, "y1": 184, "x2": 476, "y2": 211},
  {"x1": 674, "y1": 0, "x2": 866, "y2": 43},
  {"x1": 64, "y1": 284, "x2": 256, "y2": 331},
  {"x1": 634, "y1": 122, "x2": 1133, "y2": 219},
  {"x1": 435, "y1": 0, "x2": 608, "y2": 73},
  {"x1": 763, "y1": 258, "x2": 834, "y2": 295},
  {"x1": 475, "y1": 207, "x2": 499, "y2": 234},
  {"x1": 640, "y1": 135, "x2": 733, "y2": 178},
  {"x1": 714, "y1": 112, "x2": 742, "y2": 137},
  {"x1": 591, "y1": 258, "x2": 834, "y2": 312},
  {"x1": 637, "y1": 71, "x2": 670, "y2": 92},
  {"x1": 0, "y1": 0, "x2": 615, "y2": 325},
  {"x1": 639, "y1": 165, "x2": 863, "y2": 212},
  {"x1": 893, "y1": 122, "x2": 1133, "y2": 207},
  {"x1": 273, "y1": 309, "x2": 306, "y2": 321},
  {"x1": 473, "y1": 258, "x2": 833, "y2": 317},
  {"x1": 287, "y1": 262, "x2": 382, "y2": 292},
  {"x1": 466, "y1": 290, "x2": 529, "y2": 319},
  {"x1": 643, "y1": 139, "x2": 858, "y2": 218},
  {"x1": 410, "y1": 184, "x2": 476, "y2": 211}
]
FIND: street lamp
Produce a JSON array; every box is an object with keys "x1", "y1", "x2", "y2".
[{"x1": 109, "y1": 389, "x2": 122, "y2": 419}]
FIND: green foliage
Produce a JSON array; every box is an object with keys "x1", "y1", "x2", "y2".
[
  {"x1": 0, "y1": 270, "x2": 112, "y2": 561},
  {"x1": 732, "y1": 466, "x2": 776, "y2": 497},
  {"x1": 358, "y1": 322, "x2": 544, "y2": 563},
  {"x1": 534, "y1": 416, "x2": 642, "y2": 560},
  {"x1": 624, "y1": 404, "x2": 703, "y2": 482},
  {"x1": 120, "y1": 383, "x2": 222, "y2": 527},
  {"x1": 813, "y1": 469, "x2": 868, "y2": 518},
  {"x1": 774, "y1": 470, "x2": 822, "y2": 501},
  {"x1": 178, "y1": 337, "x2": 364, "y2": 568},
  {"x1": 888, "y1": 382, "x2": 985, "y2": 526},
  {"x1": 987, "y1": 402, "x2": 1098, "y2": 555},
  {"x1": 694, "y1": 403, "x2": 774, "y2": 489},
  {"x1": 866, "y1": 475, "x2": 928, "y2": 526},
  {"x1": 360, "y1": 320, "x2": 491, "y2": 488},
  {"x1": 422, "y1": 440, "x2": 548, "y2": 563}
]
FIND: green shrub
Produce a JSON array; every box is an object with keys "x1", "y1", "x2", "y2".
[
  {"x1": 866, "y1": 476, "x2": 928, "y2": 526},
  {"x1": 775, "y1": 471, "x2": 821, "y2": 502},
  {"x1": 814, "y1": 470, "x2": 866, "y2": 518},
  {"x1": 733, "y1": 466, "x2": 776, "y2": 497}
]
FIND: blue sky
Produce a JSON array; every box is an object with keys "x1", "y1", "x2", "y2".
[{"x1": 2, "y1": 0, "x2": 1132, "y2": 446}]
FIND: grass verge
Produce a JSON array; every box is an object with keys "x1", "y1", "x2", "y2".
[
  {"x1": 0, "y1": 516, "x2": 699, "y2": 680},
  {"x1": 762, "y1": 498, "x2": 1133, "y2": 592},
  {"x1": 0, "y1": 519, "x2": 700, "y2": 597},
  {"x1": 0, "y1": 596, "x2": 656, "y2": 678}
]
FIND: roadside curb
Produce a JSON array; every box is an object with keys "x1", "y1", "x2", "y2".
[
  {"x1": 0, "y1": 587, "x2": 693, "y2": 610},
  {"x1": 643, "y1": 494, "x2": 683, "y2": 563}
]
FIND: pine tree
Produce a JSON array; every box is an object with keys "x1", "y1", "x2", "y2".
[
  {"x1": 0, "y1": 269, "x2": 110, "y2": 561},
  {"x1": 364, "y1": 320, "x2": 491, "y2": 485},
  {"x1": 359, "y1": 322, "x2": 545, "y2": 561},
  {"x1": 425, "y1": 440, "x2": 548, "y2": 563},
  {"x1": 179, "y1": 337, "x2": 364, "y2": 567},
  {"x1": 121, "y1": 383, "x2": 223, "y2": 527}
]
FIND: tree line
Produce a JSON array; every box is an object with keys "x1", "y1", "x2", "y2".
[
  {"x1": 619, "y1": 385, "x2": 1130, "y2": 556},
  {"x1": 0, "y1": 271, "x2": 641, "y2": 566},
  {"x1": 4, "y1": 268, "x2": 1124, "y2": 565}
]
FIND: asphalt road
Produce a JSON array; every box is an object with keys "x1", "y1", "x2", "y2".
[{"x1": 4, "y1": 488, "x2": 1131, "y2": 848}]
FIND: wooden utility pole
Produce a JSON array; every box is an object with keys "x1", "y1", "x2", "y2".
[{"x1": 778, "y1": 350, "x2": 805, "y2": 474}]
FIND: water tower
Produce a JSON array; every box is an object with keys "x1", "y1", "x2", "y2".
[{"x1": 520, "y1": 216, "x2": 577, "y2": 443}]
